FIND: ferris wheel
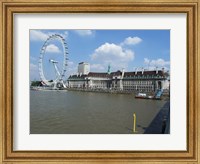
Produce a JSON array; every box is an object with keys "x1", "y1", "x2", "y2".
[{"x1": 38, "y1": 34, "x2": 68, "y2": 88}]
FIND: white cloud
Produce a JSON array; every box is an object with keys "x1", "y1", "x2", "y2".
[
  {"x1": 90, "y1": 42, "x2": 134, "y2": 71},
  {"x1": 46, "y1": 44, "x2": 61, "y2": 53},
  {"x1": 121, "y1": 37, "x2": 142, "y2": 46},
  {"x1": 68, "y1": 61, "x2": 74, "y2": 66},
  {"x1": 90, "y1": 64, "x2": 105, "y2": 71},
  {"x1": 65, "y1": 61, "x2": 77, "y2": 77},
  {"x1": 30, "y1": 63, "x2": 37, "y2": 71},
  {"x1": 151, "y1": 58, "x2": 170, "y2": 67},
  {"x1": 30, "y1": 56, "x2": 37, "y2": 61},
  {"x1": 30, "y1": 63, "x2": 39, "y2": 80},
  {"x1": 64, "y1": 31, "x2": 69, "y2": 37},
  {"x1": 48, "y1": 31, "x2": 68, "y2": 39},
  {"x1": 144, "y1": 58, "x2": 150, "y2": 65},
  {"x1": 91, "y1": 43, "x2": 134, "y2": 61},
  {"x1": 30, "y1": 30, "x2": 48, "y2": 41},
  {"x1": 74, "y1": 30, "x2": 94, "y2": 36},
  {"x1": 144, "y1": 58, "x2": 170, "y2": 70},
  {"x1": 30, "y1": 30, "x2": 69, "y2": 41}
]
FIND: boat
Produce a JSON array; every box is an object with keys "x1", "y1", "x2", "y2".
[
  {"x1": 135, "y1": 93, "x2": 155, "y2": 99},
  {"x1": 135, "y1": 93, "x2": 147, "y2": 99},
  {"x1": 147, "y1": 95, "x2": 154, "y2": 99}
]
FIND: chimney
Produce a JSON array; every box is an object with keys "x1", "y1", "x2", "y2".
[
  {"x1": 156, "y1": 67, "x2": 158, "y2": 74},
  {"x1": 122, "y1": 68, "x2": 125, "y2": 78},
  {"x1": 162, "y1": 67, "x2": 165, "y2": 73},
  {"x1": 135, "y1": 68, "x2": 138, "y2": 75},
  {"x1": 142, "y1": 67, "x2": 144, "y2": 74}
]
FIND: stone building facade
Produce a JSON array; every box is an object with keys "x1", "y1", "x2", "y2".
[{"x1": 67, "y1": 69, "x2": 169, "y2": 93}]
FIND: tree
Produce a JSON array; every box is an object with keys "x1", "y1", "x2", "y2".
[{"x1": 31, "y1": 81, "x2": 42, "y2": 86}]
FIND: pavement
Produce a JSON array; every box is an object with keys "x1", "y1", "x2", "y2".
[{"x1": 144, "y1": 101, "x2": 170, "y2": 134}]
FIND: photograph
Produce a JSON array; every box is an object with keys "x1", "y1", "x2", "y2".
[
  {"x1": 1, "y1": 0, "x2": 199, "y2": 162},
  {"x1": 30, "y1": 29, "x2": 170, "y2": 134}
]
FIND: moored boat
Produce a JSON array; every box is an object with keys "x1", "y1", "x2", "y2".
[
  {"x1": 135, "y1": 93, "x2": 147, "y2": 99},
  {"x1": 135, "y1": 93, "x2": 155, "y2": 99}
]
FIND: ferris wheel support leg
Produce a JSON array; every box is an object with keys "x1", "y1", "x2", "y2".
[
  {"x1": 62, "y1": 82, "x2": 66, "y2": 88},
  {"x1": 53, "y1": 82, "x2": 57, "y2": 89}
]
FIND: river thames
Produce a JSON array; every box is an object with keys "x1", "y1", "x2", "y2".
[{"x1": 30, "y1": 90, "x2": 169, "y2": 134}]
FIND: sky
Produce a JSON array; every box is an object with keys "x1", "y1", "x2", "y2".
[{"x1": 30, "y1": 30, "x2": 170, "y2": 81}]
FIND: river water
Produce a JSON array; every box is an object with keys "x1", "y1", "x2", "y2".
[{"x1": 30, "y1": 90, "x2": 168, "y2": 134}]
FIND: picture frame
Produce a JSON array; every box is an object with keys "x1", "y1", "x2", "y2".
[{"x1": 0, "y1": 0, "x2": 199, "y2": 163}]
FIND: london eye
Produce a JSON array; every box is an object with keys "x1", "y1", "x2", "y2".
[{"x1": 38, "y1": 34, "x2": 68, "y2": 89}]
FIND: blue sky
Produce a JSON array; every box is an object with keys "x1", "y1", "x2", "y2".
[{"x1": 30, "y1": 30, "x2": 170, "y2": 81}]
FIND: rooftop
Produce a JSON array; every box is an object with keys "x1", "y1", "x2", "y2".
[
  {"x1": 79, "y1": 62, "x2": 89, "y2": 65},
  {"x1": 68, "y1": 70, "x2": 166, "y2": 79}
]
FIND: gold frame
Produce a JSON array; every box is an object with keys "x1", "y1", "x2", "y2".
[{"x1": 0, "y1": 0, "x2": 199, "y2": 163}]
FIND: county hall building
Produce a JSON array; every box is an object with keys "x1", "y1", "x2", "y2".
[{"x1": 67, "y1": 62, "x2": 170, "y2": 93}]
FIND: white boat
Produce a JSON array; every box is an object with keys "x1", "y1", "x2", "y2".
[
  {"x1": 135, "y1": 93, "x2": 147, "y2": 99},
  {"x1": 135, "y1": 93, "x2": 154, "y2": 99}
]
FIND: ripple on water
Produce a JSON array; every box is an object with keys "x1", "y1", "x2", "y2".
[{"x1": 30, "y1": 90, "x2": 169, "y2": 134}]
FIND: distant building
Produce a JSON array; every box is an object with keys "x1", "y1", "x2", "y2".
[
  {"x1": 78, "y1": 62, "x2": 90, "y2": 75},
  {"x1": 67, "y1": 64, "x2": 169, "y2": 93}
]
